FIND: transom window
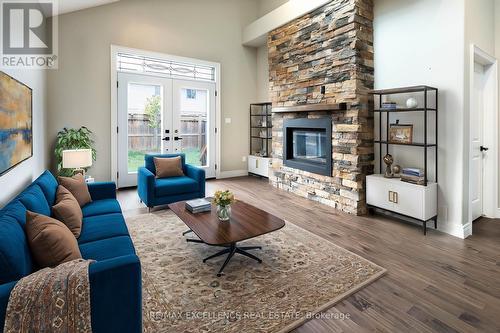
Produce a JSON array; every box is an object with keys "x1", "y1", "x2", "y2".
[{"x1": 117, "y1": 53, "x2": 215, "y2": 82}]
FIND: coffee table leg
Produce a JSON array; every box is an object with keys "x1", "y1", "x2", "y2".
[
  {"x1": 236, "y1": 248, "x2": 262, "y2": 263},
  {"x1": 203, "y1": 248, "x2": 231, "y2": 262},
  {"x1": 202, "y1": 243, "x2": 263, "y2": 276},
  {"x1": 239, "y1": 246, "x2": 262, "y2": 251},
  {"x1": 217, "y1": 244, "x2": 237, "y2": 277},
  {"x1": 186, "y1": 239, "x2": 204, "y2": 243}
]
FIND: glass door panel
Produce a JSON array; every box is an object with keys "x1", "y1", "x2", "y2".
[
  {"x1": 178, "y1": 88, "x2": 208, "y2": 167},
  {"x1": 117, "y1": 72, "x2": 172, "y2": 187},
  {"x1": 127, "y1": 83, "x2": 163, "y2": 172},
  {"x1": 118, "y1": 74, "x2": 214, "y2": 187},
  {"x1": 173, "y1": 80, "x2": 216, "y2": 178}
]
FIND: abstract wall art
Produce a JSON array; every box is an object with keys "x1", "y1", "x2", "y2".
[{"x1": 0, "y1": 71, "x2": 32, "y2": 176}]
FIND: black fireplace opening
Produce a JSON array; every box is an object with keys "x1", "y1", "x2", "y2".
[{"x1": 283, "y1": 118, "x2": 332, "y2": 176}]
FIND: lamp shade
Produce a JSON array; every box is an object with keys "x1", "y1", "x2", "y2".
[{"x1": 62, "y1": 149, "x2": 93, "y2": 169}]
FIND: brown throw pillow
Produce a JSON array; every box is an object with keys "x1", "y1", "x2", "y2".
[
  {"x1": 25, "y1": 211, "x2": 82, "y2": 268},
  {"x1": 58, "y1": 174, "x2": 92, "y2": 207},
  {"x1": 154, "y1": 156, "x2": 184, "y2": 178},
  {"x1": 52, "y1": 185, "x2": 83, "y2": 238}
]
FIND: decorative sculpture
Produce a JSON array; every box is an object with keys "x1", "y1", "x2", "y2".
[
  {"x1": 383, "y1": 154, "x2": 394, "y2": 178},
  {"x1": 392, "y1": 164, "x2": 401, "y2": 178}
]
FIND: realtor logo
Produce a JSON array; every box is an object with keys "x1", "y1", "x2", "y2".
[{"x1": 1, "y1": 0, "x2": 58, "y2": 68}]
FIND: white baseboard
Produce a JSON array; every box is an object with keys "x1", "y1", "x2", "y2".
[
  {"x1": 463, "y1": 222, "x2": 473, "y2": 238},
  {"x1": 217, "y1": 169, "x2": 248, "y2": 179},
  {"x1": 437, "y1": 221, "x2": 468, "y2": 239}
]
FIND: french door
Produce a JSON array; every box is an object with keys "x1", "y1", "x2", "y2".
[{"x1": 117, "y1": 72, "x2": 216, "y2": 188}]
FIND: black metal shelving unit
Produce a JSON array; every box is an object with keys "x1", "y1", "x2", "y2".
[
  {"x1": 370, "y1": 85, "x2": 438, "y2": 185},
  {"x1": 369, "y1": 86, "x2": 439, "y2": 234},
  {"x1": 250, "y1": 103, "x2": 272, "y2": 157}
]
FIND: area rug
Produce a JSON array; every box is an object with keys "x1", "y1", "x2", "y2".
[{"x1": 125, "y1": 210, "x2": 386, "y2": 333}]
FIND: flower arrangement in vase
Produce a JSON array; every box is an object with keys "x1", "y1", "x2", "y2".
[{"x1": 213, "y1": 190, "x2": 235, "y2": 221}]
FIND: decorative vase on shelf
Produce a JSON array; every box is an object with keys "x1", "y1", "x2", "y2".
[
  {"x1": 216, "y1": 204, "x2": 231, "y2": 221},
  {"x1": 406, "y1": 97, "x2": 418, "y2": 108}
]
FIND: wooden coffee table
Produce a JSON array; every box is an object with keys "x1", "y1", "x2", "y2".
[{"x1": 169, "y1": 199, "x2": 285, "y2": 276}]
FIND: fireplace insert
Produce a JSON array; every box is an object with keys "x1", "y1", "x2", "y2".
[{"x1": 283, "y1": 118, "x2": 332, "y2": 176}]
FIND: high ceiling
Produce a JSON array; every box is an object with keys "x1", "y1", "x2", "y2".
[{"x1": 57, "y1": 0, "x2": 120, "y2": 15}]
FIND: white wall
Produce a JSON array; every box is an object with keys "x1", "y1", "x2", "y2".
[
  {"x1": 254, "y1": 0, "x2": 297, "y2": 103},
  {"x1": 256, "y1": 45, "x2": 270, "y2": 102},
  {"x1": 257, "y1": 0, "x2": 289, "y2": 16},
  {"x1": 374, "y1": 0, "x2": 467, "y2": 237},
  {"x1": 47, "y1": 0, "x2": 259, "y2": 180},
  {"x1": 0, "y1": 68, "x2": 48, "y2": 207},
  {"x1": 465, "y1": 0, "x2": 495, "y2": 56},
  {"x1": 254, "y1": 0, "x2": 289, "y2": 103}
]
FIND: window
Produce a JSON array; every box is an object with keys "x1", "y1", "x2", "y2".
[
  {"x1": 117, "y1": 53, "x2": 216, "y2": 82},
  {"x1": 186, "y1": 89, "x2": 197, "y2": 99}
]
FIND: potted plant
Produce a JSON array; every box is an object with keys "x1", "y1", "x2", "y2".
[
  {"x1": 213, "y1": 190, "x2": 235, "y2": 221},
  {"x1": 55, "y1": 127, "x2": 96, "y2": 176}
]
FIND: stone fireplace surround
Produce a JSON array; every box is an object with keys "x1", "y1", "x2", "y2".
[{"x1": 268, "y1": 0, "x2": 374, "y2": 215}]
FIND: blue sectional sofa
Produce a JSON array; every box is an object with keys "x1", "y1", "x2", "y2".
[
  {"x1": 0, "y1": 171, "x2": 142, "y2": 333},
  {"x1": 138, "y1": 153, "x2": 205, "y2": 209}
]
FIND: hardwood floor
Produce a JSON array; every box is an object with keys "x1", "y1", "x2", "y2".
[{"x1": 118, "y1": 177, "x2": 500, "y2": 333}]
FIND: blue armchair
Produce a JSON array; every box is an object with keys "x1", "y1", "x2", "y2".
[{"x1": 137, "y1": 153, "x2": 206, "y2": 210}]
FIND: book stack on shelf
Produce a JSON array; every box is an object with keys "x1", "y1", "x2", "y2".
[
  {"x1": 185, "y1": 198, "x2": 211, "y2": 214},
  {"x1": 401, "y1": 168, "x2": 425, "y2": 185},
  {"x1": 381, "y1": 101, "x2": 397, "y2": 110}
]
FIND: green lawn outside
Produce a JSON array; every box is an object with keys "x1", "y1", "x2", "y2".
[
  {"x1": 128, "y1": 148, "x2": 202, "y2": 173},
  {"x1": 128, "y1": 150, "x2": 147, "y2": 173}
]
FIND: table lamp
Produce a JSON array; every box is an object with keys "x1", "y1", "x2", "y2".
[{"x1": 62, "y1": 149, "x2": 92, "y2": 176}]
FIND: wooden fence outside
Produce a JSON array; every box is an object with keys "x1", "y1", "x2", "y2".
[{"x1": 128, "y1": 114, "x2": 206, "y2": 152}]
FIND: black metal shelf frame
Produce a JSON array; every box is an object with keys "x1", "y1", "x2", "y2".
[
  {"x1": 374, "y1": 108, "x2": 437, "y2": 113},
  {"x1": 370, "y1": 86, "x2": 438, "y2": 186},
  {"x1": 250, "y1": 103, "x2": 272, "y2": 157},
  {"x1": 369, "y1": 86, "x2": 439, "y2": 235},
  {"x1": 373, "y1": 140, "x2": 437, "y2": 147}
]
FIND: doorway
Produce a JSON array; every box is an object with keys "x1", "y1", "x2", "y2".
[
  {"x1": 469, "y1": 45, "x2": 498, "y2": 230},
  {"x1": 117, "y1": 73, "x2": 216, "y2": 187},
  {"x1": 111, "y1": 46, "x2": 220, "y2": 188}
]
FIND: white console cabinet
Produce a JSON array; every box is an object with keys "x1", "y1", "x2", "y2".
[
  {"x1": 248, "y1": 155, "x2": 271, "y2": 178},
  {"x1": 366, "y1": 174, "x2": 437, "y2": 234}
]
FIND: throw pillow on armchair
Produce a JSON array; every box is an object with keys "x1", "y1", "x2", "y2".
[{"x1": 154, "y1": 156, "x2": 184, "y2": 178}]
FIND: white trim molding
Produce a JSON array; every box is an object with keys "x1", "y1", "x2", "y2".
[
  {"x1": 110, "y1": 45, "x2": 222, "y2": 182},
  {"x1": 463, "y1": 222, "x2": 473, "y2": 238},
  {"x1": 467, "y1": 44, "x2": 498, "y2": 233},
  {"x1": 438, "y1": 221, "x2": 470, "y2": 239}
]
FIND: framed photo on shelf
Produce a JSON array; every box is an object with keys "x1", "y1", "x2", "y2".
[{"x1": 389, "y1": 123, "x2": 413, "y2": 144}]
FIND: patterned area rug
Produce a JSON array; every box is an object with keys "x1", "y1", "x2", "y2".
[{"x1": 125, "y1": 210, "x2": 386, "y2": 333}]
